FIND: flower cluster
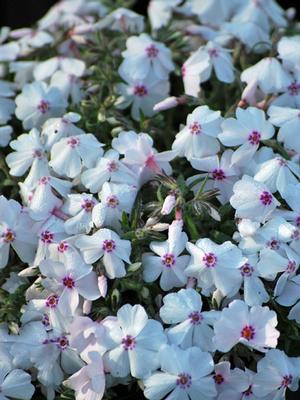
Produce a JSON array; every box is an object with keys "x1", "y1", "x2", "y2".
[{"x1": 0, "y1": 0, "x2": 300, "y2": 400}]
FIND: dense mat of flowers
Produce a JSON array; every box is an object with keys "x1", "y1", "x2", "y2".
[{"x1": 1, "y1": 0, "x2": 300, "y2": 399}]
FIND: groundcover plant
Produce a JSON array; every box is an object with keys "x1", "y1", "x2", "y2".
[{"x1": 1, "y1": 0, "x2": 300, "y2": 399}]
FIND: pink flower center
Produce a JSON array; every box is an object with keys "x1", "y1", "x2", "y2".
[
  {"x1": 56, "y1": 335, "x2": 69, "y2": 350},
  {"x1": 41, "y1": 230, "x2": 54, "y2": 244},
  {"x1": 277, "y1": 157, "x2": 287, "y2": 166},
  {"x1": 81, "y1": 199, "x2": 95, "y2": 212},
  {"x1": 107, "y1": 160, "x2": 118, "y2": 172},
  {"x1": 146, "y1": 44, "x2": 159, "y2": 58},
  {"x1": 208, "y1": 48, "x2": 219, "y2": 58},
  {"x1": 33, "y1": 149, "x2": 44, "y2": 159},
  {"x1": 102, "y1": 239, "x2": 116, "y2": 253},
  {"x1": 122, "y1": 335, "x2": 136, "y2": 350},
  {"x1": 260, "y1": 191, "x2": 273, "y2": 206},
  {"x1": 240, "y1": 263, "x2": 254, "y2": 277},
  {"x1": 189, "y1": 311, "x2": 203, "y2": 325},
  {"x1": 248, "y1": 130, "x2": 261, "y2": 145},
  {"x1": 214, "y1": 374, "x2": 224, "y2": 385},
  {"x1": 37, "y1": 99, "x2": 50, "y2": 114},
  {"x1": 267, "y1": 238, "x2": 280, "y2": 250},
  {"x1": 134, "y1": 84, "x2": 148, "y2": 97},
  {"x1": 286, "y1": 260, "x2": 296, "y2": 274},
  {"x1": 3, "y1": 228, "x2": 15, "y2": 243},
  {"x1": 39, "y1": 176, "x2": 50, "y2": 185},
  {"x1": 291, "y1": 229, "x2": 300, "y2": 240},
  {"x1": 288, "y1": 82, "x2": 300, "y2": 96},
  {"x1": 67, "y1": 136, "x2": 80, "y2": 148},
  {"x1": 281, "y1": 374, "x2": 293, "y2": 388},
  {"x1": 42, "y1": 314, "x2": 50, "y2": 327},
  {"x1": 203, "y1": 252, "x2": 217, "y2": 268},
  {"x1": 63, "y1": 276, "x2": 75, "y2": 289},
  {"x1": 46, "y1": 294, "x2": 59, "y2": 308},
  {"x1": 189, "y1": 121, "x2": 201, "y2": 135},
  {"x1": 176, "y1": 373, "x2": 192, "y2": 389},
  {"x1": 241, "y1": 325, "x2": 255, "y2": 341},
  {"x1": 57, "y1": 241, "x2": 69, "y2": 253},
  {"x1": 212, "y1": 168, "x2": 226, "y2": 181},
  {"x1": 162, "y1": 253, "x2": 176, "y2": 267},
  {"x1": 106, "y1": 195, "x2": 119, "y2": 208},
  {"x1": 242, "y1": 385, "x2": 253, "y2": 397}
]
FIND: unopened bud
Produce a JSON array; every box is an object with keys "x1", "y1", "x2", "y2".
[
  {"x1": 98, "y1": 275, "x2": 107, "y2": 298},
  {"x1": 161, "y1": 194, "x2": 176, "y2": 215},
  {"x1": 241, "y1": 79, "x2": 258, "y2": 106},
  {"x1": 83, "y1": 300, "x2": 92, "y2": 314}
]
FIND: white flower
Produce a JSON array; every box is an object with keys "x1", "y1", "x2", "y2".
[
  {"x1": 63, "y1": 193, "x2": 97, "y2": 234},
  {"x1": 275, "y1": 274, "x2": 300, "y2": 323},
  {"x1": 213, "y1": 361, "x2": 249, "y2": 398},
  {"x1": 185, "y1": 238, "x2": 246, "y2": 297},
  {"x1": 0, "y1": 80, "x2": 15, "y2": 124},
  {"x1": 254, "y1": 155, "x2": 300, "y2": 197},
  {"x1": 0, "y1": 126, "x2": 13, "y2": 147},
  {"x1": 64, "y1": 352, "x2": 105, "y2": 400},
  {"x1": 142, "y1": 220, "x2": 190, "y2": 291},
  {"x1": 15, "y1": 81, "x2": 67, "y2": 129},
  {"x1": 143, "y1": 344, "x2": 217, "y2": 400},
  {"x1": 224, "y1": 21, "x2": 270, "y2": 52},
  {"x1": 182, "y1": 41, "x2": 234, "y2": 97},
  {"x1": 119, "y1": 33, "x2": 174, "y2": 80},
  {"x1": 39, "y1": 252, "x2": 100, "y2": 314},
  {"x1": 160, "y1": 288, "x2": 219, "y2": 351},
  {"x1": 213, "y1": 299, "x2": 279, "y2": 352},
  {"x1": 33, "y1": 56, "x2": 85, "y2": 81},
  {"x1": 191, "y1": 0, "x2": 239, "y2": 26},
  {"x1": 11, "y1": 28, "x2": 53, "y2": 52},
  {"x1": 6, "y1": 128, "x2": 48, "y2": 188},
  {"x1": 75, "y1": 228, "x2": 131, "y2": 279},
  {"x1": 241, "y1": 57, "x2": 291, "y2": 94},
  {"x1": 148, "y1": 0, "x2": 181, "y2": 30},
  {"x1": 50, "y1": 70, "x2": 83, "y2": 104},
  {"x1": 92, "y1": 182, "x2": 137, "y2": 231},
  {"x1": 116, "y1": 72, "x2": 170, "y2": 121},
  {"x1": 188, "y1": 150, "x2": 240, "y2": 204},
  {"x1": 0, "y1": 196, "x2": 37, "y2": 269},
  {"x1": 0, "y1": 41, "x2": 19, "y2": 61},
  {"x1": 96, "y1": 7, "x2": 144, "y2": 33},
  {"x1": 230, "y1": 175, "x2": 280, "y2": 222},
  {"x1": 268, "y1": 105, "x2": 300, "y2": 153},
  {"x1": 271, "y1": 72, "x2": 300, "y2": 108},
  {"x1": 253, "y1": 349, "x2": 300, "y2": 398},
  {"x1": 219, "y1": 107, "x2": 275, "y2": 167},
  {"x1": 81, "y1": 149, "x2": 137, "y2": 193},
  {"x1": 41, "y1": 112, "x2": 84, "y2": 150},
  {"x1": 49, "y1": 133, "x2": 104, "y2": 178},
  {"x1": 102, "y1": 304, "x2": 166, "y2": 379},
  {"x1": 278, "y1": 36, "x2": 300, "y2": 72},
  {"x1": 172, "y1": 105, "x2": 222, "y2": 160},
  {"x1": 0, "y1": 348, "x2": 35, "y2": 400}
]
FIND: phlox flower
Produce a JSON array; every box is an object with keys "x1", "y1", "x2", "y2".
[
  {"x1": 142, "y1": 220, "x2": 190, "y2": 291},
  {"x1": 159, "y1": 288, "x2": 219, "y2": 351},
  {"x1": 0, "y1": 126, "x2": 13, "y2": 147},
  {"x1": 148, "y1": 0, "x2": 181, "y2": 31},
  {"x1": 50, "y1": 70, "x2": 83, "y2": 104},
  {"x1": 15, "y1": 81, "x2": 67, "y2": 129},
  {"x1": 92, "y1": 182, "x2": 137, "y2": 231},
  {"x1": 119, "y1": 33, "x2": 174, "y2": 80},
  {"x1": 96, "y1": 7, "x2": 144, "y2": 33},
  {"x1": 62, "y1": 193, "x2": 97, "y2": 235},
  {"x1": 182, "y1": 41, "x2": 234, "y2": 97},
  {"x1": 188, "y1": 150, "x2": 240, "y2": 204},
  {"x1": 64, "y1": 351, "x2": 105, "y2": 400},
  {"x1": 271, "y1": 72, "x2": 300, "y2": 108},
  {"x1": 81, "y1": 149, "x2": 137, "y2": 193},
  {"x1": 172, "y1": 105, "x2": 222, "y2": 160},
  {"x1": 253, "y1": 349, "x2": 300, "y2": 399},
  {"x1": 218, "y1": 107, "x2": 274, "y2": 167},
  {"x1": 213, "y1": 299, "x2": 279, "y2": 352},
  {"x1": 143, "y1": 344, "x2": 217, "y2": 400},
  {"x1": 278, "y1": 36, "x2": 300, "y2": 72},
  {"x1": 0, "y1": 41, "x2": 20, "y2": 62},
  {"x1": 213, "y1": 361, "x2": 249, "y2": 399},
  {"x1": 75, "y1": 228, "x2": 131, "y2": 279},
  {"x1": 185, "y1": 238, "x2": 246, "y2": 297},
  {"x1": 268, "y1": 105, "x2": 300, "y2": 153},
  {"x1": 49, "y1": 133, "x2": 104, "y2": 178},
  {"x1": 33, "y1": 56, "x2": 85, "y2": 81},
  {"x1": 230, "y1": 175, "x2": 280, "y2": 222},
  {"x1": 39, "y1": 251, "x2": 100, "y2": 314},
  {"x1": 191, "y1": 0, "x2": 240, "y2": 26},
  {"x1": 275, "y1": 274, "x2": 300, "y2": 324},
  {"x1": 0, "y1": 196, "x2": 37, "y2": 269},
  {"x1": 241, "y1": 57, "x2": 291, "y2": 94},
  {"x1": 102, "y1": 304, "x2": 166, "y2": 379},
  {"x1": 0, "y1": 348, "x2": 35, "y2": 400},
  {"x1": 116, "y1": 72, "x2": 170, "y2": 121}
]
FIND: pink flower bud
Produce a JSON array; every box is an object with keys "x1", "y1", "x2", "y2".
[
  {"x1": 153, "y1": 96, "x2": 178, "y2": 112},
  {"x1": 161, "y1": 194, "x2": 176, "y2": 215},
  {"x1": 98, "y1": 275, "x2": 107, "y2": 298},
  {"x1": 83, "y1": 300, "x2": 92, "y2": 315},
  {"x1": 241, "y1": 79, "x2": 259, "y2": 106}
]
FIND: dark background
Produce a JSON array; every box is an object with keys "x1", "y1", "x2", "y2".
[
  {"x1": 0, "y1": 0, "x2": 300, "y2": 399},
  {"x1": 0, "y1": 0, "x2": 299, "y2": 28}
]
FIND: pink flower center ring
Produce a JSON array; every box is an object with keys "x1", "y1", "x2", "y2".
[
  {"x1": 46, "y1": 294, "x2": 59, "y2": 308},
  {"x1": 212, "y1": 168, "x2": 226, "y2": 181},
  {"x1": 37, "y1": 99, "x2": 50, "y2": 114},
  {"x1": 102, "y1": 239, "x2": 116, "y2": 253},
  {"x1": 134, "y1": 84, "x2": 148, "y2": 97},
  {"x1": 176, "y1": 373, "x2": 192, "y2": 389},
  {"x1": 260, "y1": 191, "x2": 273, "y2": 206},
  {"x1": 241, "y1": 325, "x2": 255, "y2": 341},
  {"x1": 189, "y1": 121, "x2": 202, "y2": 135},
  {"x1": 248, "y1": 130, "x2": 261, "y2": 145},
  {"x1": 122, "y1": 334, "x2": 136, "y2": 350},
  {"x1": 189, "y1": 311, "x2": 203, "y2": 325},
  {"x1": 214, "y1": 374, "x2": 224, "y2": 385},
  {"x1": 146, "y1": 44, "x2": 159, "y2": 58},
  {"x1": 3, "y1": 228, "x2": 16, "y2": 243},
  {"x1": 203, "y1": 252, "x2": 217, "y2": 268},
  {"x1": 63, "y1": 276, "x2": 75, "y2": 289},
  {"x1": 162, "y1": 253, "x2": 176, "y2": 267},
  {"x1": 106, "y1": 195, "x2": 119, "y2": 208}
]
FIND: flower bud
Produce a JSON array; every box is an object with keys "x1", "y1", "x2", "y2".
[
  {"x1": 98, "y1": 275, "x2": 108, "y2": 298},
  {"x1": 83, "y1": 300, "x2": 92, "y2": 315},
  {"x1": 153, "y1": 96, "x2": 178, "y2": 112},
  {"x1": 241, "y1": 79, "x2": 259, "y2": 106},
  {"x1": 161, "y1": 194, "x2": 176, "y2": 215}
]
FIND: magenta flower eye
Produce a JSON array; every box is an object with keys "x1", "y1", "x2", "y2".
[
  {"x1": 260, "y1": 191, "x2": 273, "y2": 206},
  {"x1": 213, "y1": 374, "x2": 224, "y2": 385},
  {"x1": 57, "y1": 241, "x2": 69, "y2": 253},
  {"x1": 56, "y1": 335, "x2": 69, "y2": 350},
  {"x1": 288, "y1": 82, "x2": 300, "y2": 96},
  {"x1": 63, "y1": 276, "x2": 75, "y2": 289},
  {"x1": 102, "y1": 239, "x2": 116, "y2": 253},
  {"x1": 37, "y1": 99, "x2": 50, "y2": 114},
  {"x1": 46, "y1": 295, "x2": 59, "y2": 308},
  {"x1": 241, "y1": 325, "x2": 255, "y2": 341},
  {"x1": 67, "y1": 136, "x2": 80, "y2": 148},
  {"x1": 162, "y1": 253, "x2": 176, "y2": 267},
  {"x1": 106, "y1": 195, "x2": 119, "y2": 208},
  {"x1": 240, "y1": 263, "x2": 254, "y2": 277},
  {"x1": 107, "y1": 160, "x2": 118, "y2": 172},
  {"x1": 281, "y1": 374, "x2": 293, "y2": 388},
  {"x1": 133, "y1": 84, "x2": 148, "y2": 97},
  {"x1": 189, "y1": 121, "x2": 202, "y2": 135},
  {"x1": 81, "y1": 199, "x2": 95, "y2": 212},
  {"x1": 188, "y1": 311, "x2": 203, "y2": 325},
  {"x1": 208, "y1": 48, "x2": 219, "y2": 58},
  {"x1": 176, "y1": 373, "x2": 192, "y2": 389},
  {"x1": 41, "y1": 230, "x2": 54, "y2": 244},
  {"x1": 212, "y1": 168, "x2": 226, "y2": 181},
  {"x1": 146, "y1": 44, "x2": 159, "y2": 58},
  {"x1": 3, "y1": 228, "x2": 16, "y2": 243},
  {"x1": 121, "y1": 335, "x2": 136, "y2": 350},
  {"x1": 248, "y1": 130, "x2": 261, "y2": 145},
  {"x1": 203, "y1": 252, "x2": 217, "y2": 267}
]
